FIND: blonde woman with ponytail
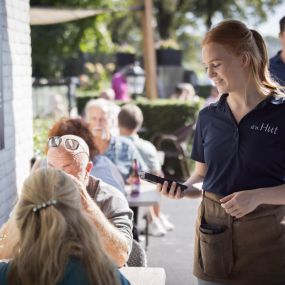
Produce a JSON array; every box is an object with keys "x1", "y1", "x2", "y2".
[
  {"x1": 157, "y1": 19, "x2": 285, "y2": 285},
  {"x1": 0, "y1": 168, "x2": 130, "y2": 285}
]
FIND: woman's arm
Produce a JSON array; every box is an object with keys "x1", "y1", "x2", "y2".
[
  {"x1": 182, "y1": 162, "x2": 208, "y2": 198},
  {"x1": 220, "y1": 184, "x2": 285, "y2": 219},
  {"x1": 0, "y1": 214, "x2": 19, "y2": 259},
  {"x1": 257, "y1": 184, "x2": 285, "y2": 205},
  {"x1": 157, "y1": 161, "x2": 207, "y2": 199}
]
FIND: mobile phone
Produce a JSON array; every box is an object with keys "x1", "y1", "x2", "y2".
[
  {"x1": 139, "y1": 172, "x2": 187, "y2": 192},
  {"x1": 199, "y1": 223, "x2": 227, "y2": 235}
]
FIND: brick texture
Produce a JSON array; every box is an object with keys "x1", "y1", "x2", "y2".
[{"x1": 0, "y1": 0, "x2": 32, "y2": 226}]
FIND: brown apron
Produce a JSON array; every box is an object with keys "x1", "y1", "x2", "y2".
[{"x1": 193, "y1": 191, "x2": 285, "y2": 285}]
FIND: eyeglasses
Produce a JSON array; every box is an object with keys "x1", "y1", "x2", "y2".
[
  {"x1": 48, "y1": 136, "x2": 90, "y2": 158},
  {"x1": 48, "y1": 136, "x2": 81, "y2": 151}
]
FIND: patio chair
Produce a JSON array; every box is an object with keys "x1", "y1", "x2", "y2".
[
  {"x1": 126, "y1": 240, "x2": 147, "y2": 267},
  {"x1": 152, "y1": 122, "x2": 195, "y2": 181}
]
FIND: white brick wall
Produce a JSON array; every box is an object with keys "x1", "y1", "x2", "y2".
[{"x1": 0, "y1": 0, "x2": 32, "y2": 226}]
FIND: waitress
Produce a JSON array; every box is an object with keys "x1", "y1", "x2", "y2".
[{"x1": 158, "y1": 19, "x2": 285, "y2": 285}]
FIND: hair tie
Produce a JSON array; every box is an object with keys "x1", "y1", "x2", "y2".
[{"x1": 32, "y1": 199, "x2": 57, "y2": 213}]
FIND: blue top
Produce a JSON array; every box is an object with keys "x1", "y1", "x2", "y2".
[
  {"x1": 191, "y1": 93, "x2": 285, "y2": 196},
  {"x1": 269, "y1": 51, "x2": 285, "y2": 86},
  {"x1": 91, "y1": 154, "x2": 126, "y2": 195},
  {"x1": 0, "y1": 258, "x2": 130, "y2": 285},
  {"x1": 104, "y1": 136, "x2": 148, "y2": 181}
]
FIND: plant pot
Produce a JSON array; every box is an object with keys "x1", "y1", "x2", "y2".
[
  {"x1": 156, "y1": 49, "x2": 182, "y2": 66},
  {"x1": 116, "y1": 52, "x2": 135, "y2": 68}
]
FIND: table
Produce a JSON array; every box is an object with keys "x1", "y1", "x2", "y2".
[
  {"x1": 125, "y1": 182, "x2": 161, "y2": 208},
  {"x1": 125, "y1": 182, "x2": 161, "y2": 249},
  {"x1": 120, "y1": 267, "x2": 166, "y2": 285}
]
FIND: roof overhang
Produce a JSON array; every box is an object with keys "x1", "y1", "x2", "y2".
[{"x1": 30, "y1": 7, "x2": 107, "y2": 25}]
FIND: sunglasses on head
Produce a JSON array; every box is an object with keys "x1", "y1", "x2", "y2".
[{"x1": 48, "y1": 136, "x2": 80, "y2": 151}]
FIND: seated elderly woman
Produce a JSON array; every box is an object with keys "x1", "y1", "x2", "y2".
[{"x1": 0, "y1": 168, "x2": 130, "y2": 285}]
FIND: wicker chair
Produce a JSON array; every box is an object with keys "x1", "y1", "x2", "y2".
[{"x1": 126, "y1": 240, "x2": 147, "y2": 267}]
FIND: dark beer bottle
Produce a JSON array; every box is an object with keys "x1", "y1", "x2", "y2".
[{"x1": 130, "y1": 159, "x2": 140, "y2": 197}]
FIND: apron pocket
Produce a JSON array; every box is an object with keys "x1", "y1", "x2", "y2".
[
  {"x1": 234, "y1": 215, "x2": 278, "y2": 247},
  {"x1": 199, "y1": 226, "x2": 233, "y2": 278}
]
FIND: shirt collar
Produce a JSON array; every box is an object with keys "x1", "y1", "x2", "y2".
[
  {"x1": 211, "y1": 93, "x2": 227, "y2": 111},
  {"x1": 128, "y1": 134, "x2": 139, "y2": 141},
  {"x1": 212, "y1": 92, "x2": 285, "y2": 111},
  {"x1": 271, "y1": 51, "x2": 283, "y2": 64}
]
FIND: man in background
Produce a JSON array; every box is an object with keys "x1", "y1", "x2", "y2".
[
  {"x1": 118, "y1": 104, "x2": 175, "y2": 236},
  {"x1": 269, "y1": 16, "x2": 285, "y2": 85},
  {"x1": 84, "y1": 99, "x2": 147, "y2": 181}
]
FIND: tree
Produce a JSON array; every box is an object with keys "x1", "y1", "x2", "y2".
[
  {"x1": 189, "y1": 0, "x2": 284, "y2": 30},
  {"x1": 153, "y1": 0, "x2": 195, "y2": 40},
  {"x1": 31, "y1": 0, "x2": 128, "y2": 77},
  {"x1": 31, "y1": 0, "x2": 284, "y2": 77},
  {"x1": 152, "y1": 0, "x2": 284, "y2": 39},
  {"x1": 107, "y1": 0, "x2": 284, "y2": 63}
]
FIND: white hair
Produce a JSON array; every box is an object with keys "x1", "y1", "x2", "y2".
[
  {"x1": 84, "y1": 98, "x2": 120, "y2": 133},
  {"x1": 84, "y1": 98, "x2": 110, "y2": 118}
]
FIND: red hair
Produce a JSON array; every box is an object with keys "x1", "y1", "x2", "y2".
[{"x1": 46, "y1": 118, "x2": 98, "y2": 158}]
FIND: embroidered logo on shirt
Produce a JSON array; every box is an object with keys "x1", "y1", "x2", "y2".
[{"x1": 250, "y1": 122, "x2": 278, "y2": 135}]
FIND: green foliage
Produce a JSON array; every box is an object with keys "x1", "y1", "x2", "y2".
[
  {"x1": 32, "y1": 18, "x2": 110, "y2": 77},
  {"x1": 79, "y1": 15, "x2": 115, "y2": 54},
  {"x1": 135, "y1": 99, "x2": 200, "y2": 140},
  {"x1": 33, "y1": 118, "x2": 55, "y2": 156},
  {"x1": 78, "y1": 62, "x2": 115, "y2": 92},
  {"x1": 31, "y1": 0, "x2": 284, "y2": 78},
  {"x1": 105, "y1": 0, "x2": 283, "y2": 76},
  {"x1": 76, "y1": 89, "x2": 100, "y2": 98},
  {"x1": 31, "y1": 0, "x2": 117, "y2": 77},
  {"x1": 30, "y1": 0, "x2": 113, "y2": 9},
  {"x1": 188, "y1": 0, "x2": 284, "y2": 29},
  {"x1": 157, "y1": 39, "x2": 180, "y2": 50},
  {"x1": 153, "y1": 0, "x2": 196, "y2": 39},
  {"x1": 115, "y1": 43, "x2": 136, "y2": 54},
  {"x1": 107, "y1": 0, "x2": 142, "y2": 48}
]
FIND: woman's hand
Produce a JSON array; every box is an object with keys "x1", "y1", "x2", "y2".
[
  {"x1": 156, "y1": 181, "x2": 186, "y2": 199},
  {"x1": 156, "y1": 162, "x2": 206, "y2": 200},
  {"x1": 220, "y1": 189, "x2": 260, "y2": 218}
]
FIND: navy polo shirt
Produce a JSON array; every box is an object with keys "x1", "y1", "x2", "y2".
[
  {"x1": 191, "y1": 93, "x2": 285, "y2": 196},
  {"x1": 269, "y1": 51, "x2": 285, "y2": 86}
]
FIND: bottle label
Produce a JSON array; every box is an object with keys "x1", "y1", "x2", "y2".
[{"x1": 130, "y1": 182, "x2": 140, "y2": 197}]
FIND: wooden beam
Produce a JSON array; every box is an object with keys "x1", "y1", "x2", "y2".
[{"x1": 141, "y1": 0, "x2": 158, "y2": 99}]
